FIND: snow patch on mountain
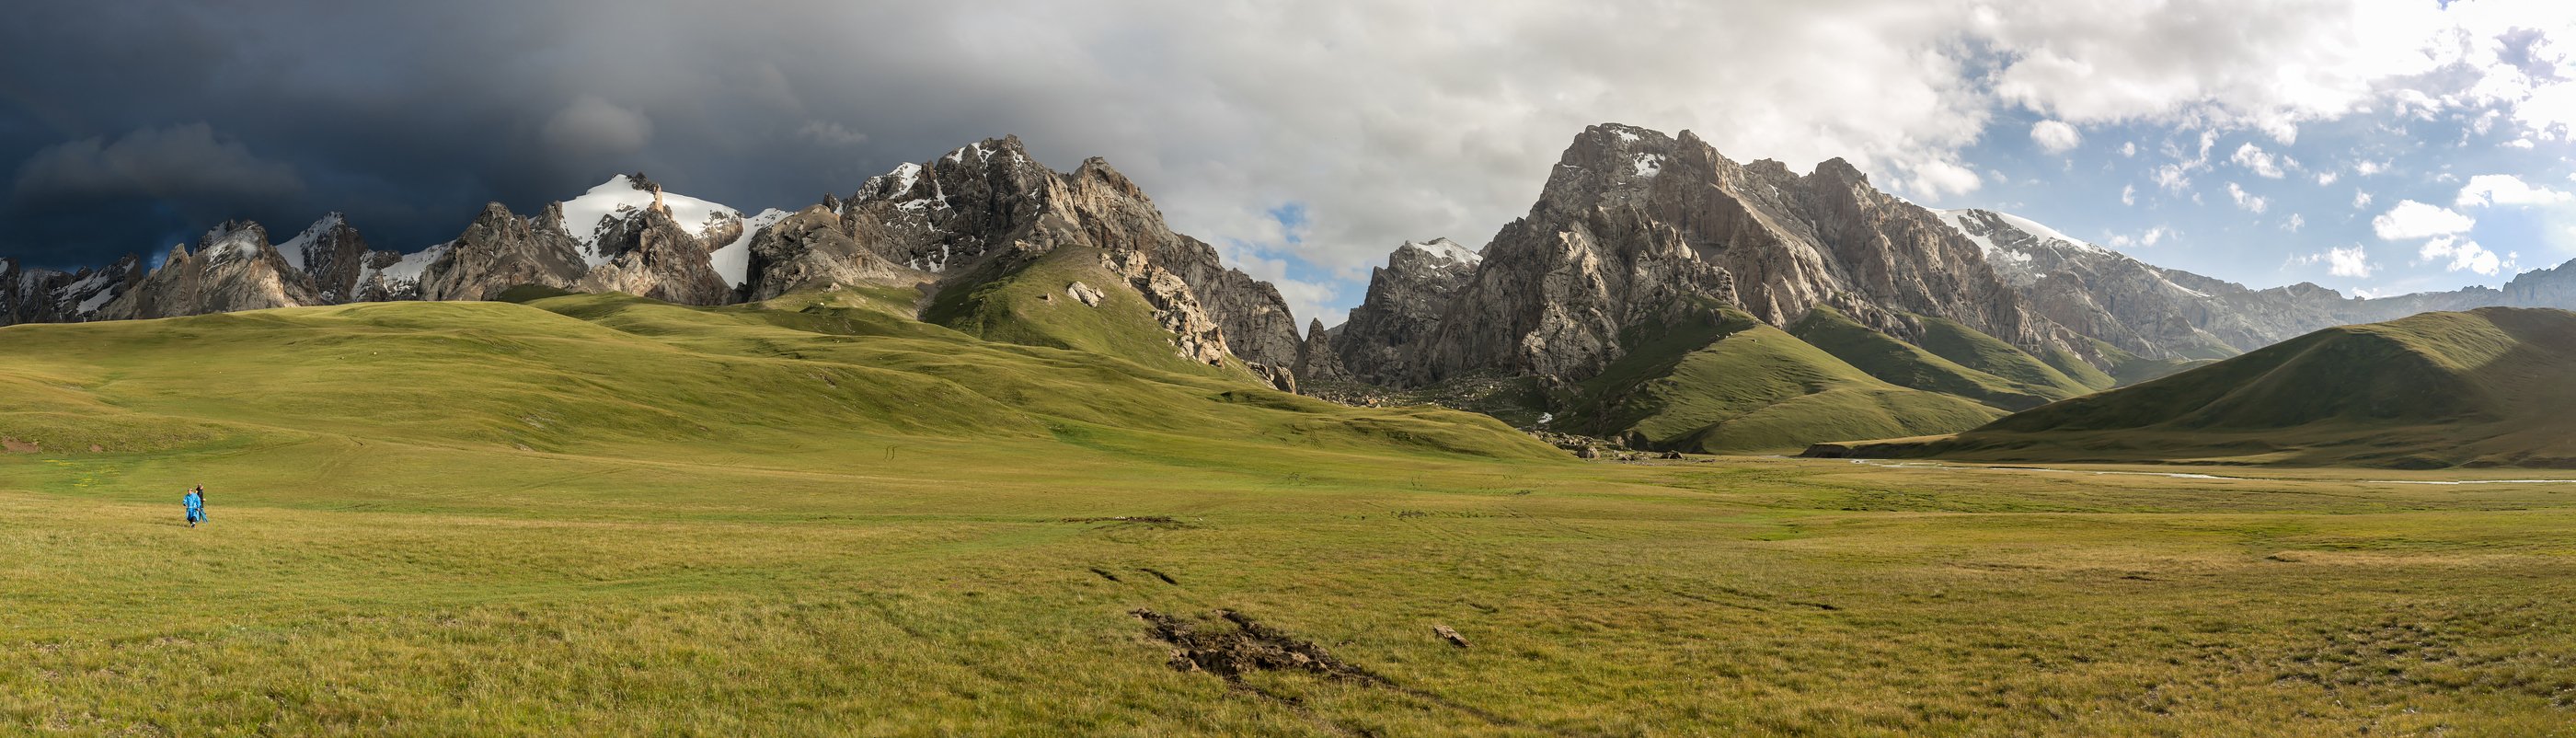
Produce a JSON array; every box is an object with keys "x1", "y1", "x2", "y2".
[
  {"x1": 55, "y1": 271, "x2": 121, "y2": 317},
  {"x1": 558, "y1": 175, "x2": 740, "y2": 264},
  {"x1": 199, "y1": 224, "x2": 266, "y2": 264},
  {"x1": 860, "y1": 163, "x2": 924, "y2": 202},
  {"x1": 1632, "y1": 153, "x2": 1664, "y2": 178},
  {"x1": 275, "y1": 213, "x2": 347, "y2": 271},
  {"x1": 1406, "y1": 238, "x2": 1481, "y2": 269},
  {"x1": 708, "y1": 208, "x2": 789, "y2": 288}
]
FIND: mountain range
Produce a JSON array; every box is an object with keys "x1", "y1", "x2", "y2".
[
  {"x1": 1306, "y1": 124, "x2": 2576, "y2": 451},
  {"x1": 6, "y1": 123, "x2": 2575, "y2": 456}
]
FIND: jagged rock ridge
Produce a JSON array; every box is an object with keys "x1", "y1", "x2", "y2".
[{"x1": 1, "y1": 142, "x2": 1308, "y2": 389}]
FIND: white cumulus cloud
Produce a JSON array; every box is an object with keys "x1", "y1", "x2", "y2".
[
  {"x1": 2226, "y1": 181, "x2": 2268, "y2": 213},
  {"x1": 2030, "y1": 120, "x2": 2083, "y2": 153},
  {"x1": 2324, "y1": 245, "x2": 2374, "y2": 278},
  {"x1": 2230, "y1": 143, "x2": 2285, "y2": 178},
  {"x1": 2417, "y1": 235, "x2": 2509, "y2": 276},
  {"x1": 2455, "y1": 174, "x2": 2573, "y2": 208},
  {"x1": 2370, "y1": 200, "x2": 2476, "y2": 240}
]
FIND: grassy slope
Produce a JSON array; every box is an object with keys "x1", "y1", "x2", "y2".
[
  {"x1": 1788, "y1": 306, "x2": 2060, "y2": 410},
  {"x1": 6, "y1": 300, "x2": 2576, "y2": 733},
  {"x1": 0, "y1": 296, "x2": 1557, "y2": 467},
  {"x1": 923, "y1": 245, "x2": 1248, "y2": 381},
  {"x1": 1573, "y1": 303, "x2": 2002, "y2": 453},
  {"x1": 1908, "y1": 315, "x2": 2098, "y2": 398},
  {"x1": 2084, "y1": 336, "x2": 2226, "y2": 387},
  {"x1": 2037, "y1": 346, "x2": 2117, "y2": 392},
  {"x1": 1867, "y1": 307, "x2": 2576, "y2": 467}
]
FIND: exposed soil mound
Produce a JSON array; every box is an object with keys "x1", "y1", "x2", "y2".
[{"x1": 1132, "y1": 608, "x2": 1374, "y2": 683}]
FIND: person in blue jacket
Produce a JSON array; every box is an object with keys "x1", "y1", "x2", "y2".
[{"x1": 184, "y1": 485, "x2": 206, "y2": 527}]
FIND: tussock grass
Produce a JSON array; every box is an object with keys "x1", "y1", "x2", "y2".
[{"x1": 6, "y1": 298, "x2": 2576, "y2": 734}]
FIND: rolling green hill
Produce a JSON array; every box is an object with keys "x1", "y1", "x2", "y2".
[
  {"x1": 1570, "y1": 302, "x2": 2004, "y2": 452},
  {"x1": 2082, "y1": 336, "x2": 2225, "y2": 387},
  {"x1": 0, "y1": 291, "x2": 1558, "y2": 466},
  {"x1": 1788, "y1": 306, "x2": 2064, "y2": 410},
  {"x1": 1840, "y1": 307, "x2": 2576, "y2": 467},
  {"x1": 1908, "y1": 314, "x2": 2099, "y2": 398}
]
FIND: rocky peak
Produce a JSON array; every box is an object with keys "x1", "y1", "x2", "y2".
[
  {"x1": 1529, "y1": 123, "x2": 1680, "y2": 222},
  {"x1": 419, "y1": 202, "x2": 589, "y2": 301},
  {"x1": 278, "y1": 213, "x2": 379, "y2": 303},
  {"x1": 1805, "y1": 156, "x2": 1869, "y2": 185},
  {"x1": 196, "y1": 221, "x2": 270, "y2": 265},
  {"x1": 1331, "y1": 238, "x2": 1492, "y2": 386},
  {"x1": 96, "y1": 219, "x2": 321, "y2": 320}
]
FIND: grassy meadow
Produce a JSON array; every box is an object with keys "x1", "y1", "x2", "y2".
[{"x1": 5, "y1": 296, "x2": 2576, "y2": 735}]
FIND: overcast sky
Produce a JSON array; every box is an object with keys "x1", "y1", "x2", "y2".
[{"x1": 5, "y1": 1, "x2": 2572, "y2": 326}]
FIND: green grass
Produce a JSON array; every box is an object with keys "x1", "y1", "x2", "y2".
[
  {"x1": 2081, "y1": 337, "x2": 2225, "y2": 387},
  {"x1": 1573, "y1": 303, "x2": 2003, "y2": 452},
  {"x1": 1907, "y1": 315, "x2": 2096, "y2": 398},
  {"x1": 2037, "y1": 346, "x2": 2117, "y2": 392},
  {"x1": 9, "y1": 297, "x2": 2576, "y2": 735},
  {"x1": 1788, "y1": 306, "x2": 2060, "y2": 410},
  {"x1": 1872, "y1": 307, "x2": 2576, "y2": 468}
]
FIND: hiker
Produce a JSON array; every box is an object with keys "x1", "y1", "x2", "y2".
[{"x1": 184, "y1": 486, "x2": 206, "y2": 527}]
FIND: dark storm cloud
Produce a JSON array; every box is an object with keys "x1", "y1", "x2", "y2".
[
  {"x1": 1, "y1": 1, "x2": 2566, "y2": 322},
  {"x1": 12, "y1": 122, "x2": 305, "y2": 205}
]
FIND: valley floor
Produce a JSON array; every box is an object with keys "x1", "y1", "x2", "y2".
[{"x1": 7, "y1": 443, "x2": 2576, "y2": 736}]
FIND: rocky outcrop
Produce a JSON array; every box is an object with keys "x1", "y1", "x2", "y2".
[
  {"x1": 418, "y1": 203, "x2": 589, "y2": 302},
  {"x1": 1066, "y1": 281, "x2": 1105, "y2": 306},
  {"x1": 1294, "y1": 319, "x2": 1352, "y2": 384},
  {"x1": 1100, "y1": 248, "x2": 1234, "y2": 366},
  {"x1": 742, "y1": 206, "x2": 912, "y2": 301},
  {"x1": 1333, "y1": 238, "x2": 1480, "y2": 385},
  {"x1": 98, "y1": 222, "x2": 321, "y2": 320}
]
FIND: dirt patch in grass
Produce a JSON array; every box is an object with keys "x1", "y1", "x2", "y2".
[
  {"x1": 1063, "y1": 515, "x2": 1195, "y2": 529},
  {"x1": 1132, "y1": 609, "x2": 1583, "y2": 737},
  {"x1": 1133, "y1": 608, "x2": 1367, "y2": 683},
  {"x1": 3, "y1": 438, "x2": 39, "y2": 454}
]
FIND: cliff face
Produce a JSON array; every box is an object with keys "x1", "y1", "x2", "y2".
[{"x1": 1333, "y1": 239, "x2": 1480, "y2": 386}]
